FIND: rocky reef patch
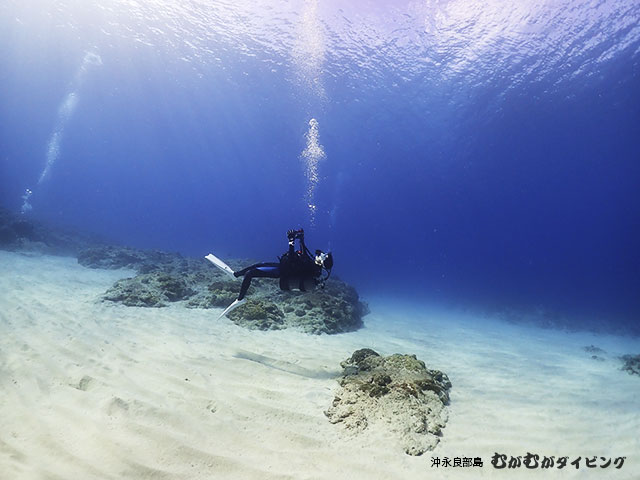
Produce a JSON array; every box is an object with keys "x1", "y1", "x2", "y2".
[
  {"x1": 103, "y1": 272, "x2": 195, "y2": 307},
  {"x1": 621, "y1": 354, "x2": 640, "y2": 376},
  {"x1": 227, "y1": 299, "x2": 286, "y2": 331},
  {"x1": 325, "y1": 348, "x2": 451, "y2": 455},
  {"x1": 581, "y1": 346, "x2": 640, "y2": 375},
  {"x1": 77, "y1": 246, "x2": 183, "y2": 272},
  {"x1": 78, "y1": 245, "x2": 368, "y2": 335},
  {"x1": 582, "y1": 344, "x2": 606, "y2": 362},
  {"x1": 0, "y1": 206, "x2": 101, "y2": 255}
]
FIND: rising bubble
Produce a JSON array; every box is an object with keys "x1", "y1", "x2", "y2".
[
  {"x1": 22, "y1": 51, "x2": 102, "y2": 211},
  {"x1": 300, "y1": 118, "x2": 326, "y2": 226}
]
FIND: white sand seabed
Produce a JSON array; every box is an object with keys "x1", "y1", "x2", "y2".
[{"x1": 0, "y1": 250, "x2": 638, "y2": 479}]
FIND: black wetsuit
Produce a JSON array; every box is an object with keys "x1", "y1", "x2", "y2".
[{"x1": 233, "y1": 234, "x2": 322, "y2": 301}]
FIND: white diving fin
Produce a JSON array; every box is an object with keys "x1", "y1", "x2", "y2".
[
  {"x1": 218, "y1": 298, "x2": 246, "y2": 320},
  {"x1": 205, "y1": 253, "x2": 236, "y2": 280}
]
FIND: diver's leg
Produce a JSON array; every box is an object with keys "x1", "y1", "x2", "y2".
[
  {"x1": 234, "y1": 262, "x2": 280, "y2": 277},
  {"x1": 221, "y1": 265, "x2": 280, "y2": 320},
  {"x1": 218, "y1": 272, "x2": 258, "y2": 319},
  {"x1": 237, "y1": 265, "x2": 281, "y2": 300},
  {"x1": 237, "y1": 273, "x2": 254, "y2": 300}
]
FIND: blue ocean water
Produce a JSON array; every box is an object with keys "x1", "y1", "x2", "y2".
[{"x1": 1, "y1": 0, "x2": 639, "y2": 331}]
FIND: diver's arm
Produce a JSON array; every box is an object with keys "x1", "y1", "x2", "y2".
[
  {"x1": 287, "y1": 228, "x2": 309, "y2": 258},
  {"x1": 287, "y1": 229, "x2": 297, "y2": 254},
  {"x1": 298, "y1": 230, "x2": 307, "y2": 254}
]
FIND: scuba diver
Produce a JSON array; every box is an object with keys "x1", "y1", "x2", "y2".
[{"x1": 205, "y1": 228, "x2": 333, "y2": 319}]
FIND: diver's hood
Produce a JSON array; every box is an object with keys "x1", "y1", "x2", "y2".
[
  {"x1": 315, "y1": 250, "x2": 333, "y2": 271},
  {"x1": 323, "y1": 252, "x2": 333, "y2": 270},
  {"x1": 314, "y1": 251, "x2": 333, "y2": 289}
]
